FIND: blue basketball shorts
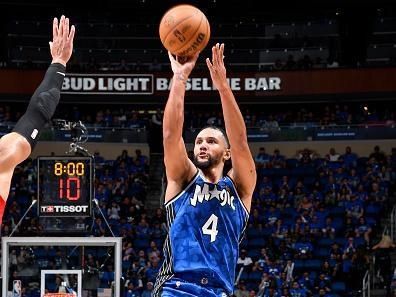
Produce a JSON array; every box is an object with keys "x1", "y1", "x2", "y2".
[{"x1": 160, "y1": 277, "x2": 229, "y2": 297}]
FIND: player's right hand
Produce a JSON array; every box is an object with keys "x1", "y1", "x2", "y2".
[
  {"x1": 168, "y1": 51, "x2": 199, "y2": 83},
  {"x1": 50, "y1": 15, "x2": 76, "y2": 66}
]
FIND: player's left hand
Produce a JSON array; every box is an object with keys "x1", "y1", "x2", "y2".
[
  {"x1": 206, "y1": 43, "x2": 228, "y2": 90},
  {"x1": 50, "y1": 15, "x2": 76, "y2": 66}
]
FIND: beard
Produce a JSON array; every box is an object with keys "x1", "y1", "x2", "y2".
[{"x1": 194, "y1": 154, "x2": 214, "y2": 169}]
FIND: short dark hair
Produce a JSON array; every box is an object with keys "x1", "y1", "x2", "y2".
[{"x1": 196, "y1": 125, "x2": 230, "y2": 149}]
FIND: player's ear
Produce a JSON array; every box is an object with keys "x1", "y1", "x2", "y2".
[{"x1": 223, "y1": 148, "x2": 231, "y2": 161}]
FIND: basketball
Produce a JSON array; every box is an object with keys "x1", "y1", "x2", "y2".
[{"x1": 159, "y1": 4, "x2": 210, "y2": 57}]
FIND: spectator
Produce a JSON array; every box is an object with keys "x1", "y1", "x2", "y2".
[
  {"x1": 124, "y1": 282, "x2": 140, "y2": 297},
  {"x1": 345, "y1": 194, "x2": 364, "y2": 220},
  {"x1": 92, "y1": 217, "x2": 106, "y2": 237},
  {"x1": 255, "y1": 147, "x2": 271, "y2": 168},
  {"x1": 293, "y1": 236, "x2": 313, "y2": 259},
  {"x1": 261, "y1": 115, "x2": 279, "y2": 131},
  {"x1": 234, "y1": 282, "x2": 250, "y2": 297},
  {"x1": 141, "y1": 282, "x2": 153, "y2": 297},
  {"x1": 343, "y1": 237, "x2": 357, "y2": 255},
  {"x1": 298, "y1": 271, "x2": 314, "y2": 294},
  {"x1": 314, "y1": 288, "x2": 333, "y2": 297},
  {"x1": 237, "y1": 249, "x2": 254, "y2": 271},
  {"x1": 256, "y1": 248, "x2": 269, "y2": 271},
  {"x1": 270, "y1": 149, "x2": 286, "y2": 168},
  {"x1": 326, "y1": 147, "x2": 341, "y2": 163},
  {"x1": 372, "y1": 235, "x2": 396, "y2": 296},
  {"x1": 354, "y1": 217, "x2": 372, "y2": 244},
  {"x1": 314, "y1": 273, "x2": 331, "y2": 295},
  {"x1": 108, "y1": 201, "x2": 121, "y2": 220},
  {"x1": 340, "y1": 146, "x2": 358, "y2": 168},
  {"x1": 290, "y1": 281, "x2": 308, "y2": 297},
  {"x1": 369, "y1": 145, "x2": 387, "y2": 165},
  {"x1": 284, "y1": 260, "x2": 295, "y2": 283},
  {"x1": 321, "y1": 217, "x2": 336, "y2": 239},
  {"x1": 369, "y1": 182, "x2": 386, "y2": 203},
  {"x1": 134, "y1": 149, "x2": 149, "y2": 171},
  {"x1": 145, "y1": 254, "x2": 160, "y2": 282},
  {"x1": 297, "y1": 148, "x2": 316, "y2": 166}
]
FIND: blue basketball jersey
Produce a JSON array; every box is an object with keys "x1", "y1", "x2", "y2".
[{"x1": 153, "y1": 171, "x2": 249, "y2": 296}]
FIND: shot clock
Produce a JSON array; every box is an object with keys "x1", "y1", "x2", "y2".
[{"x1": 38, "y1": 156, "x2": 93, "y2": 217}]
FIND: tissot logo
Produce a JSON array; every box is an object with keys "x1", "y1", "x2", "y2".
[{"x1": 41, "y1": 205, "x2": 89, "y2": 213}]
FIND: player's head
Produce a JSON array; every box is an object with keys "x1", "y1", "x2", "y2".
[{"x1": 193, "y1": 126, "x2": 230, "y2": 170}]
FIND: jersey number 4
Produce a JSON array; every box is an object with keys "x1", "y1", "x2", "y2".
[{"x1": 202, "y1": 214, "x2": 219, "y2": 242}]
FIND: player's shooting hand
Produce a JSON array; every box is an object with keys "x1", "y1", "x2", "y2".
[
  {"x1": 206, "y1": 43, "x2": 228, "y2": 91},
  {"x1": 168, "y1": 51, "x2": 199, "y2": 83},
  {"x1": 50, "y1": 15, "x2": 76, "y2": 66}
]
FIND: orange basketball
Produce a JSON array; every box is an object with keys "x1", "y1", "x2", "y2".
[{"x1": 159, "y1": 4, "x2": 210, "y2": 57}]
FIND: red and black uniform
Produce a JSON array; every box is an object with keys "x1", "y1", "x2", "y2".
[{"x1": 0, "y1": 195, "x2": 5, "y2": 225}]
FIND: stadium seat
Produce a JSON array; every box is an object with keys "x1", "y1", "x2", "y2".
[
  {"x1": 318, "y1": 238, "x2": 333, "y2": 247},
  {"x1": 354, "y1": 237, "x2": 366, "y2": 247},
  {"x1": 334, "y1": 237, "x2": 347, "y2": 246},
  {"x1": 122, "y1": 260, "x2": 131, "y2": 270},
  {"x1": 101, "y1": 271, "x2": 115, "y2": 283},
  {"x1": 133, "y1": 238, "x2": 150, "y2": 249},
  {"x1": 366, "y1": 204, "x2": 381, "y2": 217},
  {"x1": 357, "y1": 157, "x2": 369, "y2": 167},
  {"x1": 260, "y1": 168, "x2": 274, "y2": 176},
  {"x1": 249, "y1": 271, "x2": 263, "y2": 281},
  {"x1": 248, "y1": 237, "x2": 266, "y2": 248},
  {"x1": 247, "y1": 227, "x2": 261, "y2": 238},
  {"x1": 331, "y1": 281, "x2": 346, "y2": 293},
  {"x1": 294, "y1": 259, "x2": 305, "y2": 271},
  {"x1": 366, "y1": 216, "x2": 377, "y2": 226},
  {"x1": 332, "y1": 217, "x2": 344, "y2": 231},
  {"x1": 304, "y1": 176, "x2": 316, "y2": 186},
  {"x1": 239, "y1": 271, "x2": 249, "y2": 281},
  {"x1": 314, "y1": 247, "x2": 329, "y2": 259},
  {"x1": 304, "y1": 259, "x2": 322, "y2": 271},
  {"x1": 329, "y1": 206, "x2": 345, "y2": 217},
  {"x1": 272, "y1": 168, "x2": 290, "y2": 177},
  {"x1": 247, "y1": 249, "x2": 261, "y2": 258},
  {"x1": 286, "y1": 158, "x2": 298, "y2": 168}
]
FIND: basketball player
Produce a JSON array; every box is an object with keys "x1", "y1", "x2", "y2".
[
  {"x1": 153, "y1": 43, "x2": 256, "y2": 297},
  {"x1": 0, "y1": 16, "x2": 75, "y2": 223}
]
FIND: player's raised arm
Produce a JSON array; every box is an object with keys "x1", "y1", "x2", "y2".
[
  {"x1": 206, "y1": 43, "x2": 256, "y2": 209},
  {"x1": 0, "y1": 16, "x2": 75, "y2": 200},
  {"x1": 162, "y1": 52, "x2": 198, "y2": 198}
]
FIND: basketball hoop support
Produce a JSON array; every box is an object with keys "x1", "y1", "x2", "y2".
[{"x1": 1, "y1": 237, "x2": 122, "y2": 297}]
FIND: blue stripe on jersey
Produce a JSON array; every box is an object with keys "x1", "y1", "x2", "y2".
[{"x1": 154, "y1": 171, "x2": 249, "y2": 295}]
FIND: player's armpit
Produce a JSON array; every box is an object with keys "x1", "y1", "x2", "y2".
[
  {"x1": 0, "y1": 169, "x2": 14, "y2": 202},
  {"x1": 0, "y1": 133, "x2": 31, "y2": 172}
]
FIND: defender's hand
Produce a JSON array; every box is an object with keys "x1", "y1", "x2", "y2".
[{"x1": 50, "y1": 15, "x2": 76, "y2": 66}]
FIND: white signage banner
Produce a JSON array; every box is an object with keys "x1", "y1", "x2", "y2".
[{"x1": 62, "y1": 73, "x2": 282, "y2": 95}]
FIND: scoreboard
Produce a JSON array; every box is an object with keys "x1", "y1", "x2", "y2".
[{"x1": 37, "y1": 156, "x2": 93, "y2": 217}]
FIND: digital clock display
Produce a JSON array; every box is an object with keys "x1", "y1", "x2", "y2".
[{"x1": 38, "y1": 156, "x2": 93, "y2": 217}]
